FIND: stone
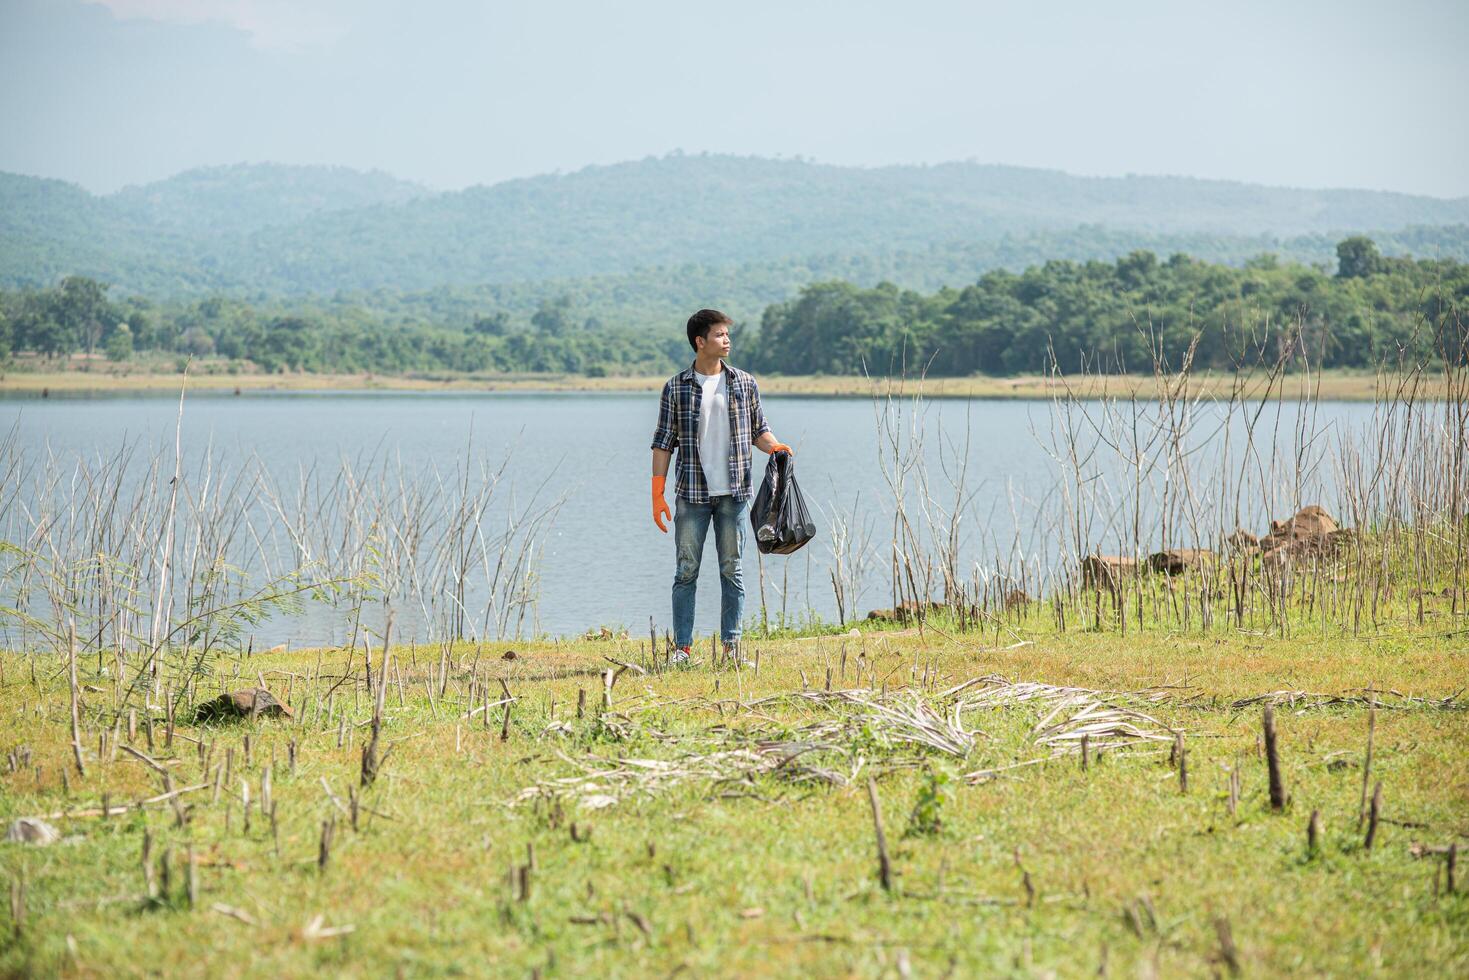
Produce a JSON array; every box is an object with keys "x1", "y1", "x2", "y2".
[
  {"x1": 1148, "y1": 549, "x2": 1217, "y2": 575},
  {"x1": 6, "y1": 818, "x2": 60, "y2": 846},
  {"x1": 194, "y1": 687, "x2": 293, "y2": 723},
  {"x1": 1080, "y1": 555, "x2": 1139, "y2": 590}
]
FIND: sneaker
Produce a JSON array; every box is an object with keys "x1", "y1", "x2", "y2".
[{"x1": 669, "y1": 645, "x2": 695, "y2": 667}]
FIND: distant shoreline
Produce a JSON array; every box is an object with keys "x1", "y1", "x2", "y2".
[{"x1": 0, "y1": 367, "x2": 1440, "y2": 401}]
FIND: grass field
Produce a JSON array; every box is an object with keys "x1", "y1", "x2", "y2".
[
  {"x1": 0, "y1": 364, "x2": 1442, "y2": 401},
  {"x1": 2, "y1": 612, "x2": 1465, "y2": 977}
]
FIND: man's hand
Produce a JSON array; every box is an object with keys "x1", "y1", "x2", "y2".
[
  {"x1": 652, "y1": 475, "x2": 672, "y2": 532},
  {"x1": 756, "y1": 432, "x2": 793, "y2": 456}
]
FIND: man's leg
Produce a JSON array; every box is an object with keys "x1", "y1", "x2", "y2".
[
  {"x1": 711, "y1": 494, "x2": 749, "y2": 649},
  {"x1": 672, "y1": 496, "x2": 713, "y2": 650}
]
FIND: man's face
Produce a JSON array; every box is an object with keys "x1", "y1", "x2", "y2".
[{"x1": 698, "y1": 322, "x2": 732, "y2": 358}]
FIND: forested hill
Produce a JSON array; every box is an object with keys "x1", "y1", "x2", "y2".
[
  {"x1": 108, "y1": 163, "x2": 427, "y2": 236},
  {"x1": 4, "y1": 154, "x2": 1468, "y2": 297}
]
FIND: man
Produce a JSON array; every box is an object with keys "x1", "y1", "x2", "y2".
[{"x1": 650, "y1": 309, "x2": 792, "y2": 665}]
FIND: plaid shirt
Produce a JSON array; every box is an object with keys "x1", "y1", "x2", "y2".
[{"x1": 650, "y1": 360, "x2": 771, "y2": 504}]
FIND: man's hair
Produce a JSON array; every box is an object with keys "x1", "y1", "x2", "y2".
[{"x1": 686, "y1": 309, "x2": 733, "y2": 352}]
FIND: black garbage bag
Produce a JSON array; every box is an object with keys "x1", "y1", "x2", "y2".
[{"x1": 750, "y1": 450, "x2": 816, "y2": 555}]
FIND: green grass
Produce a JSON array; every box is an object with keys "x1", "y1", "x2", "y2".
[{"x1": 1, "y1": 615, "x2": 1466, "y2": 977}]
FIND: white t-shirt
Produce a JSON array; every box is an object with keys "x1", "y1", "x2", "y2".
[{"x1": 693, "y1": 367, "x2": 732, "y2": 496}]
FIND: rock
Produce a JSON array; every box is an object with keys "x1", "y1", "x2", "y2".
[
  {"x1": 865, "y1": 600, "x2": 943, "y2": 621},
  {"x1": 1270, "y1": 504, "x2": 1338, "y2": 539},
  {"x1": 6, "y1": 818, "x2": 60, "y2": 846},
  {"x1": 1080, "y1": 555, "x2": 1139, "y2": 590},
  {"x1": 1261, "y1": 505, "x2": 1353, "y2": 558},
  {"x1": 1226, "y1": 528, "x2": 1259, "y2": 552},
  {"x1": 194, "y1": 687, "x2": 293, "y2": 723},
  {"x1": 847, "y1": 627, "x2": 861, "y2": 637},
  {"x1": 579, "y1": 626, "x2": 629, "y2": 642},
  {"x1": 1148, "y1": 549, "x2": 1216, "y2": 576}
]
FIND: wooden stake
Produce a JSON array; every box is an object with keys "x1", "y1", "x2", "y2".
[
  {"x1": 1364, "y1": 781, "x2": 1382, "y2": 850},
  {"x1": 1358, "y1": 706, "x2": 1376, "y2": 830},
  {"x1": 9, "y1": 875, "x2": 24, "y2": 939},
  {"x1": 67, "y1": 619, "x2": 86, "y2": 778},
  {"x1": 1175, "y1": 733, "x2": 1187, "y2": 793},
  {"x1": 1263, "y1": 705, "x2": 1285, "y2": 811},
  {"x1": 1307, "y1": 809, "x2": 1322, "y2": 857},
  {"x1": 361, "y1": 613, "x2": 393, "y2": 788},
  {"x1": 187, "y1": 845, "x2": 198, "y2": 908},
  {"x1": 318, "y1": 817, "x2": 335, "y2": 872},
  {"x1": 865, "y1": 777, "x2": 892, "y2": 892},
  {"x1": 1214, "y1": 916, "x2": 1240, "y2": 975},
  {"x1": 142, "y1": 829, "x2": 157, "y2": 899}
]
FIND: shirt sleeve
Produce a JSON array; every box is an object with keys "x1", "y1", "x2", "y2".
[
  {"x1": 650, "y1": 379, "x2": 679, "y2": 452},
  {"x1": 749, "y1": 377, "x2": 771, "y2": 441}
]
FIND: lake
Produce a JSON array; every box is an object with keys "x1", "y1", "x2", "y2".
[{"x1": 0, "y1": 388, "x2": 1391, "y2": 648}]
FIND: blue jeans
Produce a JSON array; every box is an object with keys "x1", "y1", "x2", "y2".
[{"x1": 672, "y1": 494, "x2": 748, "y2": 648}]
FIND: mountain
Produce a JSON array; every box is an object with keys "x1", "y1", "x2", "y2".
[
  {"x1": 0, "y1": 171, "x2": 210, "y2": 292},
  {"x1": 2, "y1": 154, "x2": 1467, "y2": 298},
  {"x1": 109, "y1": 163, "x2": 427, "y2": 236}
]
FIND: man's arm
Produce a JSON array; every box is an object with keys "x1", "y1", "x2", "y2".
[
  {"x1": 650, "y1": 380, "x2": 679, "y2": 454},
  {"x1": 650, "y1": 382, "x2": 678, "y2": 532},
  {"x1": 749, "y1": 379, "x2": 791, "y2": 455}
]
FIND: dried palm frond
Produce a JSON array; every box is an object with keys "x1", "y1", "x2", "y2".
[
  {"x1": 740, "y1": 689, "x2": 977, "y2": 757},
  {"x1": 947, "y1": 676, "x2": 1099, "y2": 711},
  {"x1": 1229, "y1": 689, "x2": 1463, "y2": 711},
  {"x1": 849, "y1": 692, "x2": 975, "y2": 756},
  {"x1": 743, "y1": 688, "x2": 877, "y2": 710},
  {"x1": 512, "y1": 742, "x2": 859, "y2": 809},
  {"x1": 1031, "y1": 696, "x2": 1175, "y2": 755}
]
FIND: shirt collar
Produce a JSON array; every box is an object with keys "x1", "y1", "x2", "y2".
[{"x1": 681, "y1": 359, "x2": 731, "y2": 382}]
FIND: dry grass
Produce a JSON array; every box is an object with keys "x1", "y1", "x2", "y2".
[
  {"x1": 0, "y1": 367, "x2": 1437, "y2": 401},
  {"x1": 1, "y1": 618, "x2": 1465, "y2": 977}
]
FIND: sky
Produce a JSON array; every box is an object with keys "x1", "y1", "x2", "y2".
[{"x1": 1, "y1": 0, "x2": 1466, "y2": 197}]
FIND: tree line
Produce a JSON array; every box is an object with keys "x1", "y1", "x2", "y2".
[
  {"x1": 0, "y1": 286, "x2": 680, "y2": 375},
  {"x1": 2, "y1": 238, "x2": 1464, "y2": 377},
  {"x1": 748, "y1": 237, "x2": 1468, "y2": 375}
]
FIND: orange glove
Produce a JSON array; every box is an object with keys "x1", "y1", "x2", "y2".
[
  {"x1": 652, "y1": 475, "x2": 672, "y2": 532},
  {"x1": 770, "y1": 442, "x2": 793, "y2": 455}
]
